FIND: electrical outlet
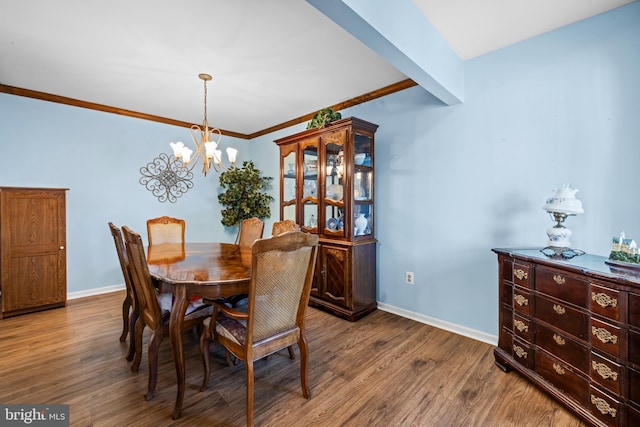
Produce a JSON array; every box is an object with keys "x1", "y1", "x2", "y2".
[{"x1": 405, "y1": 271, "x2": 414, "y2": 285}]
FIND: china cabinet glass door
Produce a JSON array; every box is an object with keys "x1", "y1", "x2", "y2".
[
  {"x1": 301, "y1": 139, "x2": 318, "y2": 231},
  {"x1": 322, "y1": 132, "x2": 345, "y2": 238},
  {"x1": 352, "y1": 132, "x2": 373, "y2": 237},
  {"x1": 281, "y1": 147, "x2": 297, "y2": 222}
]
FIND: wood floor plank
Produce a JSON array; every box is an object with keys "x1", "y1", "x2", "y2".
[{"x1": 0, "y1": 291, "x2": 588, "y2": 426}]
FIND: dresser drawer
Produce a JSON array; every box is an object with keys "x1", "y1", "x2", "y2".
[
  {"x1": 513, "y1": 313, "x2": 532, "y2": 341},
  {"x1": 590, "y1": 282, "x2": 622, "y2": 322},
  {"x1": 513, "y1": 262, "x2": 532, "y2": 289},
  {"x1": 536, "y1": 267, "x2": 588, "y2": 308},
  {"x1": 512, "y1": 337, "x2": 534, "y2": 370},
  {"x1": 629, "y1": 292, "x2": 640, "y2": 329},
  {"x1": 535, "y1": 295, "x2": 588, "y2": 341},
  {"x1": 536, "y1": 322, "x2": 588, "y2": 373},
  {"x1": 629, "y1": 367, "x2": 640, "y2": 406},
  {"x1": 589, "y1": 385, "x2": 622, "y2": 427},
  {"x1": 591, "y1": 352, "x2": 623, "y2": 396},
  {"x1": 502, "y1": 258, "x2": 513, "y2": 284},
  {"x1": 513, "y1": 286, "x2": 532, "y2": 317},
  {"x1": 628, "y1": 404, "x2": 640, "y2": 427},
  {"x1": 629, "y1": 328, "x2": 640, "y2": 365},
  {"x1": 590, "y1": 317, "x2": 624, "y2": 359},
  {"x1": 535, "y1": 350, "x2": 589, "y2": 406}
]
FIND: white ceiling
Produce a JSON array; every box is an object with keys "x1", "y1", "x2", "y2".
[{"x1": 0, "y1": 0, "x2": 634, "y2": 136}]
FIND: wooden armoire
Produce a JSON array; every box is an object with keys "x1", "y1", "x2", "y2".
[{"x1": 0, "y1": 187, "x2": 67, "y2": 318}]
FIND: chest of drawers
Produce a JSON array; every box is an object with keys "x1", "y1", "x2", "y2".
[{"x1": 493, "y1": 249, "x2": 640, "y2": 427}]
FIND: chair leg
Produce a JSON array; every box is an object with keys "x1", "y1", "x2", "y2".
[
  {"x1": 287, "y1": 345, "x2": 295, "y2": 360},
  {"x1": 298, "y1": 336, "x2": 310, "y2": 399},
  {"x1": 120, "y1": 296, "x2": 132, "y2": 342},
  {"x1": 145, "y1": 329, "x2": 163, "y2": 401},
  {"x1": 131, "y1": 319, "x2": 145, "y2": 372},
  {"x1": 126, "y1": 307, "x2": 139, "y2": 362},
  {"x1": 245, "y1": 359, "x2": 255, "y2": 427}
]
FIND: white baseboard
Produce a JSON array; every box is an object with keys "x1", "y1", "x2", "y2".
[
  {"x1": 68, "y1": 284, "x2": 125, "y2": 300},
  {"x1": 376, "y1": 302, "x2": 498, "y2": 346}
]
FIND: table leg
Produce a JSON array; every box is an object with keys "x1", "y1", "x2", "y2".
[{"x1": 170, "y1": 285, "x2": 189, "y2": 419}]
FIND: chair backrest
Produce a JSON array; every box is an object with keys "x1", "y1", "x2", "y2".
[
  {"x1": 238, "y1": 217, "x2": 264, "y2": 249},
  {"x1": 146, "y1": 216, "x2": 185, "y2": 246},
  {"x1": 122, "y1": 226, "x2": 163, "y2": 328},
  {"x1": 108, "y1": 222, "x2": 136, "y2": 302},
  {"x1": 246, "y1": 231, "x2": 318, "y2": 344},
  {"x1": 271, "y1": 219, "x2": 299, "y2": 236}
]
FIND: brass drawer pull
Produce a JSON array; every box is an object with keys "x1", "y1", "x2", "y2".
[
  {"x1": 590, "y1": 395, "x2": 617, "y2": 418},
  {"x1": 592, "y1": 326, "x2": 618, "y2": 344},
  {"x1": 553, "y1": 363, "x2": 565, "y2": 375},
  {"x1": 592, "y1": 292, "x2": 617, "y2": 309},
  {"x1": 514, "y1": 319, "x2": 528, "y2": 333},
  {"x1": 513, "y1": 345, "x2": 527, "y2": 359},
  {"x1": 553, "y1": 304, "x2": 565, "y2": 315},
  {"x1": 553, "y1": 334, "x2": 565, "y2": 346},
  {"x1": 514, "y1": 269, "x2": 528, "y2": 280},
  {"x1": 514, "y1": 294, "x2": 528, "y2": 306},
  {"x1": 592, "y1": 361, "x2": 618, "y2": 381},
  {"x1": 553, "y1": 275, "x2": 565, "y2": 285}
]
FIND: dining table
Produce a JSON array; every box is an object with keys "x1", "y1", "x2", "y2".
[{"x1": 147, "y1": 242, "x2": 251, "y2": 419}]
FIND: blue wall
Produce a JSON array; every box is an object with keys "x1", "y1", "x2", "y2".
[{"x1": 1, "y1": 2, "x2": 638, "y2": 338}]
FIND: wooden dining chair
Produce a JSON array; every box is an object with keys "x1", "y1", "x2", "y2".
[
  {"x1": 122, "y1": 226, "x2": 212, "y2": 401},
  {"x1": 238, "y1": 217, "x2": 264, "y2": 249},
  {"x1": 108, "y1": 222, "x2": 138, "y2": 362},
  {"x1": 199, "y1": 230, "x2": 319, "y2": 427},
  {"x1": 146, "y1": 216, "x2": 185, "y2": 246},
  {"x1": 271, "y1": 219, "x2": 299, "y2": 236}
]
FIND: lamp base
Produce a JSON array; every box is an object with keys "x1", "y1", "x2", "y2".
[
  {"x1": 546, "y1": 225, "x2": 572, "y2": 248},
  {"x1": 541, "y1": 246, "x2": 585, "y2": 259}
]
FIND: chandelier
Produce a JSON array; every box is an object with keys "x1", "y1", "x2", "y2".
[{"x1": 170, "y1": 73, "x2": 238, "y2": 176}]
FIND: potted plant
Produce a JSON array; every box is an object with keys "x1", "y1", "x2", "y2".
[{"x1": 218, "y1": 160, "x2": 274, "y2": 242}]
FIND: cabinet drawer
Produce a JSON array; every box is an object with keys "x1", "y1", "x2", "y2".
[
  {"x1": 513, "y1": 262, "x2": 532, "y2": 289},
  {"x1": 502, "y1": 258, "x2": 513, "y2": 284},
  {"x1": 535, "y1": 350, "x2": 589, "y2": 406},
  {"x1": 535, "y1": 295, "x2": 588, "y2": 341},
  {"x1": 536, "y1": 322, "x2": 589, "y2": 373},
  {"x1": 590, "y1": 317, "x2": 624, "y2": 359},
  {"x1": 512, "y1": 338, "x2": 534, "y2": 370},
  {"x1": 629, "y1": 367, "x2": 640, "y2": 406},
  {"x1": 513, "y1": 313, "x2": 532, "y2": 341},
  {"x1": 590, "y1": 282, "x2": 622, "y2": 322},
  {"x1": 536, "y1": 267, "x2": 588, "y2": 308},
  {"x1": 630, "y1": 328, "x2": 640, "y2": 366},
  {"x1": 513, "y1": 286, "x2": 532, "y2": 317},
  {"x1": 629, "y1": 404, "x2": 640, "y2": 427},
  {"x1": 589, "y1": 385, "x2": 622, "y2": 427},
  {"x1": 630, "y1": 292, "x2": 640, "y2": 329},
  {"x1": 501, "y1": 281, "x2": 513, "y2": 307},
  {"x1": 591, "y1": 352, "x2": 623, "y2": 397}
]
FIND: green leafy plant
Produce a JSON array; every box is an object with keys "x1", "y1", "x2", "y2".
[
  {"x1": 306, "y1": 108, "x2": 342, "y2": 129},
  {"x1": 218, "y1": 160, "x2": 274, "y2": 230}
]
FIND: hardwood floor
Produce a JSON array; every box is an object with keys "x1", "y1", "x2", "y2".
[{"x1": 0, "y1": 291, "x2": 587, "y2": 426}]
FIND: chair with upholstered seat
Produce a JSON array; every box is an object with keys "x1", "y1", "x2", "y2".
[
  {"x1": 271, "y1": 219, "x2": 299, "y2": 236},
  {"x1": 238, "y1": 217, "x2": 264, "y2": 249},
  {"x1": 146, "y1": 216, "x2": 185, "y2": 246},
  {"x1": 108, "y1": 222, "x2": 138, "y2": 361},
  {"x1": 200, "y1": 230, "x2": 318, "y2": 426},
  {"x1": 122, "y1": 226, "x2": 212, "y2": 401}
]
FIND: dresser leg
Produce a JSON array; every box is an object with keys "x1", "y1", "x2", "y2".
[{"x1": 493, "y1": 348, "x2": 512, "y2": 372}]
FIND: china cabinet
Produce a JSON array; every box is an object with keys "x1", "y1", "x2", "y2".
[
  {"x1": 275, "y1": 117, "x2": 377, "y2": 321},
  {"x1": 0, "y1": 187, "x2": 67, "y2": 318},
  {"x1": 493, "y1": 248, "x2": 640, "y2": 427}
]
